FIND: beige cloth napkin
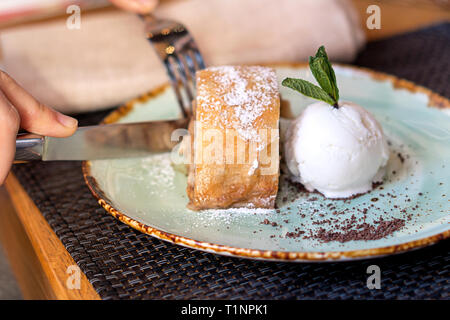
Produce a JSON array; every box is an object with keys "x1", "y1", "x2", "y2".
[{"x1": 0, "y1": 0, "x2": 365, "y2": 113}]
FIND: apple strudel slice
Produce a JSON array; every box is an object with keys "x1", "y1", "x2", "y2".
[{"x1": 186, "y1": 65, "x2": 280, "y2": 210}]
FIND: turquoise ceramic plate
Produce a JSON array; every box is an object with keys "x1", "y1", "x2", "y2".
[{"x1": 83, "y1": 64, "x2": 449, "y2": 262}]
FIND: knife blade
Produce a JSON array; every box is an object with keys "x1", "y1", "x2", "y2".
[{"x1": 15, "y1": 118, "x2": 189, "y2": 161}]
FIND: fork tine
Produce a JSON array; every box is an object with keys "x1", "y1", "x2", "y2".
[
  {"x1": 190, "y1": 46, "x2": 206, "y2": 70},
  {"x1": 181, "y1": 52, "x2": 197, "y2": 87},
  {"x1": 164, "y1": 58, "x2": 189, "y2": 118},
  {"x1": 171, "y1": 53, "x2": 194, "y2": 105}
]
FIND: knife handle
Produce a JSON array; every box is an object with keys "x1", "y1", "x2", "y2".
[{"x1": 15, "y1": 134, "x2": 45, "y2": 161}]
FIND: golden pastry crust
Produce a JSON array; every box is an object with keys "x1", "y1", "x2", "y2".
[{"x1": 186, "y1": 66, "x2": 280, "y2": 210}]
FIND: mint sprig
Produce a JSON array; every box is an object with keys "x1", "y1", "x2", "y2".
[
  {"x1": 281, "y1": 78, "x2": 336, "y2": 106},
  {"x1": 282, "y1": 46, "x2": 340, "y2": 108}
]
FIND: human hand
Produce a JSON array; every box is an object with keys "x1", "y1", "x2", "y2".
[
  {"x1": 0, "y1": 71, "x2": 78, "y2": 185},
  {"x1": 108, "y1": 0, "x2": 159, "y2": 13}
]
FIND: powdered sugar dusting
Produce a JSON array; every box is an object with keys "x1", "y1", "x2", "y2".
[
  {"x1": 140, "y1": 154, "x2": 175, "y2": 190},
  {"x1": 204, "y1": 207, "x2": 274, "y2": 215},
  {"x1": 190, "y1": 206, "x2": 274, "y2": 228},
  {"x1": 197, "y1": 66, "x2": 279, "y2": 141}
]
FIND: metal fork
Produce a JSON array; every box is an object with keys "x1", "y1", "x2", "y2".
[{"x1": 141, "y1": 15, "x2": 206, "y2": 118}]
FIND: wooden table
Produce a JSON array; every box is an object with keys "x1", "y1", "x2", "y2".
[
  {"x1": 0, "y1": 175, "x2": 100, "y2": 299},
  {"x1": 0, "y1": 1, "x2": 448, "y2": 300}
]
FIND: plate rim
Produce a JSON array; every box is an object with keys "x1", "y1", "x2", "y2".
[{"x1": 82, "y1": 62, "x2": 450, "y2": 262}]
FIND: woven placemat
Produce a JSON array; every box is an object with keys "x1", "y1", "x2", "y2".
[{"x1": 12, "y1": 23, "x2": 450, "y2": 300}]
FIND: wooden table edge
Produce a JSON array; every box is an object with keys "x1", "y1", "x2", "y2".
[{"x1": 1, "y1": 173, "x2": 100, "y2": 300}]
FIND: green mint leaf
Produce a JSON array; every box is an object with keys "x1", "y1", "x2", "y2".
[
  {"x1": 309, "y1": 46, "x2": 339, "y2": 103},
  {"x1": 316, "y1": 45, "x2": 328, "y2": 59},
  {"x1": 309, "y1": 56, "x2": 336, "y2": 102},
  {"x1": 282, "y1": 77, "x2": 336, "y2": 106}
]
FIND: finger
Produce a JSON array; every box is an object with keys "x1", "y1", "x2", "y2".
[
  {"x1": 0, "y1": 70, "x2": 78, "y2": 138},
  {"x1": 109, "y1": 0, "x2": 159, "y2": 13},
  {"x1": 0, "y1": 92, "x2": 20, "y2": 185}
]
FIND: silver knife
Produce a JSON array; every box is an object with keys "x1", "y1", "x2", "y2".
[{"x1": 15, "y1": 118, "x2": 189, "y2": 161}]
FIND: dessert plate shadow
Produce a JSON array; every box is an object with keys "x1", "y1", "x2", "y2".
[{"x1": 82, "y1": 63, "x2": 449, "y2": 262}]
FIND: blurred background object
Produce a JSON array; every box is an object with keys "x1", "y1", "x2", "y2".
[
  {"x1": 0, "y1": 0, "x2": 447, "y2": 113},
  {"x1": 0, "y1": 0, "x2": 365, "y2": 113},
  {"x1": 0, "y1": 0, "x2": 110, "y2": 29},
  {"x1": 1, "y1": 1, "x2": 448, "y2": 37}
]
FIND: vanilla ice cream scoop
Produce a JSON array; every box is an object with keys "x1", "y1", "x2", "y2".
[{"x1": 284, "y1": 101, "x2": 389, "y2": 198}]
